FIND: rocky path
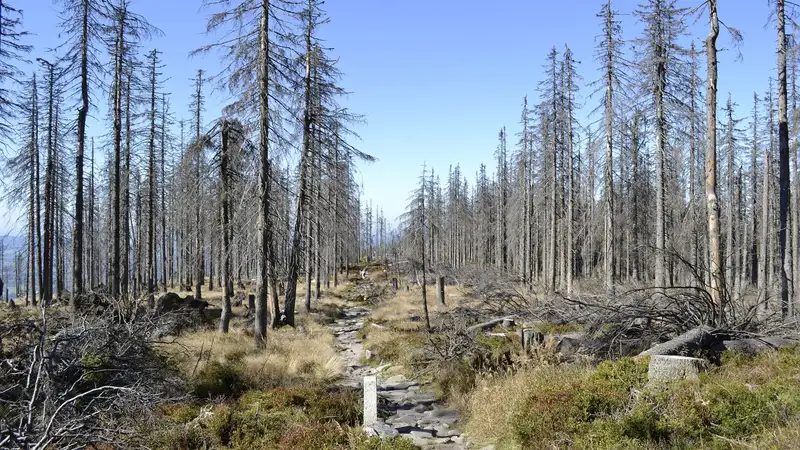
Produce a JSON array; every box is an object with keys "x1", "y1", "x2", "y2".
[{"x1": 330, "y1": 304, "x2": 469, "y2": 449}]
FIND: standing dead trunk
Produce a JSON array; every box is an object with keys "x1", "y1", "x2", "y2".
[
  {"x1": 654, "y1": 26, "x2": 668, "y2": 291},
  {"x1": 71, "y1": 0, "x2": 89, "y2": 309},
  {"x1": 255, "y1": 0, "x2": 272, "y2": 346},
  {"x1": 603, "y1": 9, "x2": 615, "y2": 293},
  {"x1": 777, "y1": 0, "x2": 791, "y2": 319},
  {"x1": 220, "y1": 121, "x2": 233, "y2": 333},
  {"x1": 706, "y1": 1, "x2": 722, "y2": 320},
  {"x1": 421, "y1": 178, "x2": 431, "y2": 332},
  {"x1": 146, "y1": 50, "x2": 158, "y2": 310},
  {"x1": 436, "y1": 276, "x2": 445, "y2": 307},
  {"x1": 193, "y1": 70, "x2": 204, "y2": 302}
]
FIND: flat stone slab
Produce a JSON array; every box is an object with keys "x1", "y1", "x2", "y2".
[
  {"x1": 385, "y1": 374, "x2": 407, "y2": 383},
  {"x1": 379, "y1": 381, "x2": 419, "y2": 391}
]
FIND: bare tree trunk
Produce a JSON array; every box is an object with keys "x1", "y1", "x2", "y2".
[
  {"x1": 122, "y1": 66, "x2": 133, "y2": 299},
  {"x1": 28, "y1": 76, "x2": 38, "y2": 307},
  {"x1": 146, "y1": 50, "x2": 158, "y2": 309},
  {"x1": 220, "y1": 121, "x2": 233, "y2": 333},
  {"x1": 655, "y1": 30, "x2": 668, "y2": 290},
  {"x1": 71, "y1": 0, "x2": 89, "y2": 309},
  {"x1": 752, "y1": 94, "x2": 760, "y2": 287},
  {"x1": 42, "y1": 60, "x2": 55, "y2": 307},
  {"x1": 285, "y1": 5, "x2": 315, "y2": 326},
  {"x1": 565, "y1": 49, "x2": 575, "y2": 295},
  {"x1": 760, "y1": 88, "x2": 773, "y2": 309},
  {"x1": 194, "y1": 70, "x2": 204, "y2": 301},
  {"x1": 161, "y1": 93, "x2": 168, "y2": 293},
  {"x1": 421, "y1": 178, "x2": 431, "y2": 332},
  {"x1": 603, "y1": 17, "x2": 615, "y2": 293},
  {"x1": 255, "y1": 0, "x2": 273, "y2": 344},
  {"x1": 778, "y1": 0, "x2": 791, "y2": 319},
  {"x1": 706, "y1": 0, "x2": 722, "y2": 318},
  {"x1": 792, "y1": 55, "x2": 800, "y2": 316}
]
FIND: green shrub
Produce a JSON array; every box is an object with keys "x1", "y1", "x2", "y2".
[
  {"x1": 350, "y1": 434, "x2": 419, "y2": 450},
  {"x1": 470, "y1": 349, "x2": 800, "y2": 449},
  {"x1": 162, "y1": 403, "x2": 201, "y2": 424},
  {"x1": 192, "y1": 360, "x2": 249, "y2": 399}
]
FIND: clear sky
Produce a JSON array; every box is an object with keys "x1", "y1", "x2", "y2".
[{"x1": 6, "y1": 0, "x2": 780, "y2": 233}]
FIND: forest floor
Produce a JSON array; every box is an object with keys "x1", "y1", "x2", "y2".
[{"x1": 328, "y1": 278, "x2": 468, "y2": 449}]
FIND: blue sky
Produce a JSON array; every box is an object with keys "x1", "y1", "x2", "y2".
[{"x1": 5, "y1": 0, "x2": 780, "y2": 233}]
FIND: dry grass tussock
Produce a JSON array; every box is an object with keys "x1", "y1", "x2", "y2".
[
  {"x1": 361, "y1": 283, "x2": 478, "y2": 380},
  {"x1": 162, "y1": 315, "x2": 342, "y2": 390},
  {"x1": 371, "y1": 284, "x2": 473, "y2": 326}
]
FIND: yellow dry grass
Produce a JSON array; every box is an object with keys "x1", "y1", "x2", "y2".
[
  {"x1": 371, "y1": 284, "x2": 473, "y2": 325},
  {"x1": 162, "y1": 315, "x2": 343, "y2": 387},
  {"x1": 751, "y1": 418, "x2": 800, "y2": 449}
]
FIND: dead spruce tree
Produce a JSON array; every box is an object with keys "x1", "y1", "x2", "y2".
[
  {"x1": 196, "y1": 0, "x2": 300, "y2": 343},
  {"x1": 0, "y1": 1, "x2": 31, "y2": 143},
  {"x1": 402, "y1": 165, "x2": 432, "y2": 332},
  {"x1": 57, "y1": 0, "x2": 111, "y2": 307},
  {"x1": 595, "y1": 0, "x2": 626, "y2": 294}
]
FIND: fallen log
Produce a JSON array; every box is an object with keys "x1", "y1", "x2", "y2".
[
  {"x1": 716, "y1": 337, "x2": 800, "y2": 356},
  {"x1": 466, "y1": 316, "x2": 517, "y2": 333},
  {"x1": 638, "y1": 325, "x2": 716, "y2": 357}
]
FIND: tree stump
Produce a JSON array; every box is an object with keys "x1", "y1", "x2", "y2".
[
  {"x1": 520, "y1": 329, "x2": 544, "y2": 351},
  {"x1": 436, "y1": 276, "x2": 446, "y2": 306},
  {"x1": 247, "y1": 294, "x2": 255, "y2": 316},
  {"x1": 647, "y1": 355, "x2": 707, "y2": 384},
  {"x1": 391, "y1": 277, "x2": 398, "y2": 291}
]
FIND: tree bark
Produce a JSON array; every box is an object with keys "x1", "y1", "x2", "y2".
[
  {"x1": 777, "y1": 0, "x2": 791, "y2": 319},
  {"x1": 220, "y1": 121, "x2": 233, "y2": 333},
  {"x1": 71, "y1": 0, "x2": 89, "y2": 309},
  {"x1": 705, "y1": 0, "x2": 722, "y2": 321},
  {"x1": 255, "y1": 0, "x2": 273, "y2": 345}
]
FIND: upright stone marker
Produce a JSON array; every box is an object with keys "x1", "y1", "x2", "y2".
[{"x1": 363, "y1": 375, "x2": 378, "y2": 427}]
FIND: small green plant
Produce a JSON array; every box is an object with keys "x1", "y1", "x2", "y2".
[
  {"x1": 192, "y1": 360, "x2": 249, "y2": 399},
  {"x1": 81, "y1": 353, "x2": 110, "y2": 383}
]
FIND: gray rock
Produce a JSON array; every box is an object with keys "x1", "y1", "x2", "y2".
[
  {"x1": 648, "y1": 355, "x2": 707, "y2": 384},
  {"x1": 433, "y1": 425, "x2": 461, "y2": 437},
  {"x1": 428, "y1": 408, "x2": 458, "y2": 419},
  {"x1": 380, "y1": 381, "x2": 419, "y2": 391},
  {"x1": 363, "y1": 422, "x2": 399, "y2": 438}
]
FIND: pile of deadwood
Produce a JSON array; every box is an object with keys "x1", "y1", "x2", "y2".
[
  {"x1": 461, "y1": 283, "x2": 800, "y2": 361},
  {"x1": 0, "y1": 301, "x2": 186, "y2": 449}
]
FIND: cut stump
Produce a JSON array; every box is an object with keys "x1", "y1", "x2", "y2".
[{"x1": 648, "y1": 355, "x2": 707, "y2": 384}]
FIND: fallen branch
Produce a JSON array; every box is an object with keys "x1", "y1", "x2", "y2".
[{"x1": 466, "y1": 316, "x2": 516, "y2": 333}]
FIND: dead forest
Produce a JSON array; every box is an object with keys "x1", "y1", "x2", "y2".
[{"x1": 4, "y1": 0, "x2": 800, "y2": 449}]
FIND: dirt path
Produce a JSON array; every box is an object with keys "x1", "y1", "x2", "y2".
[{"x1": 330, "y1": 302, "x2": 469, "y2": 449}]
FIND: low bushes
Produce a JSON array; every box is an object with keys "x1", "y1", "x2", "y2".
[
  {"x1": 147, "y1": 386, "x2": 414, "y2": 450},
  {"x1": 466, "y1": 348, "x2": 800, "y2": 449}
]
